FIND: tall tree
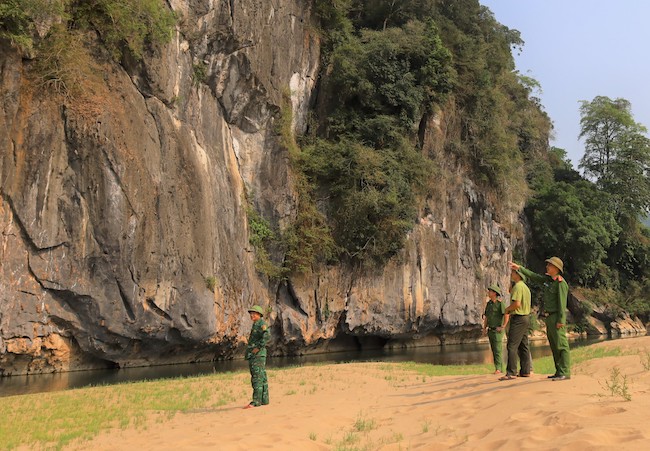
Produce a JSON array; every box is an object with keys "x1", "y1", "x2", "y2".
[
  {"x1": 578, "y1": 96, "x2": 650, "y2": 219},
  {"x1": 527, "y1": 181, "x2": 621, "y2": 286}
]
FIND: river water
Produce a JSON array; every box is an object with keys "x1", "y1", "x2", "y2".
[{"x1": 0, "y1": 336, "x2": 605, "y2": 398}]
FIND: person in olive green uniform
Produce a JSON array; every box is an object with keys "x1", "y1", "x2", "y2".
[
  {"x1": 244, "y1": 305, "x2": 270, "y2": 408},
  {"x1": 500, "y1": 268, "x2": 532, "y2": 380},
  {"x1": 510, "y1": 257, "x2": 571, "y2": 380},
  {"x1": 482, "y1": 284, "x2": 509, "y2": 375}
]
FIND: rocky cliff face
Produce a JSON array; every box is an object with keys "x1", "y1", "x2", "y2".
[{"x1": 0, "y1": 1, "x2": 512, "y2": 375}]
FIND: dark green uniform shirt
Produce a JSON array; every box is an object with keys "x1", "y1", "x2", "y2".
[
  {"x1": 246, "y1": 318, "x2": 270, "y2": 360},
  {"x1": 484, "y1": 300, "x2": 506, "y2": 328},
  {"x1": 518, "y1": 266, "x2": 569, "y2": 325}
]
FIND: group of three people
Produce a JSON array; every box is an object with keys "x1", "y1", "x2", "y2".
[{"x1": 483, "y1": 257, "x2": 571, "y2": 381}]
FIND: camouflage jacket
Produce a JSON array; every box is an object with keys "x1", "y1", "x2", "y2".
[{"x1": 245, "y1": 318, "x2": 270, "y2": 360}]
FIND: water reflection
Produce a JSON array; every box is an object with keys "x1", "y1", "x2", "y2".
[{"x1": 0, "y1": 336, "x2": 605, "y2": 398}]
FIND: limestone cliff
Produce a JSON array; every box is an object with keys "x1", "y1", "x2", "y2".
[{"x1": 0, "y1": 1, "x2": 512, "y2": 375}]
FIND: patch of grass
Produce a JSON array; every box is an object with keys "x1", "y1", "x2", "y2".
[
  {"x1": 353, "y1": 415, "x2": 376, "y2": 433},
  {"x1": 599, "y1": 367, "x2": 632, "y2": 401},
  {"x1": 421, "y1": 419, "x2": 431, "y2": 433},
  {"x1": 337, "y1": 431, "x2": 359, "y2": 448},
  {"x1": 395, "y1": 345, "x2": 630, "y2": 378},
  {"x1": 309, "y1": 432, "x2": 317, "y2": 441},
  {"x1": 0, "y1": 372, "x2": 243, "y2": 449}
]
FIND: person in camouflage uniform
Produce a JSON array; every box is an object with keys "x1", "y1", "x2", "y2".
[
  {"x1": 482, "y1": 284, "x2": 509, "y2": 375},
  {"x1": 244, "y1": 305, "x2": 270, "y2": 409},
  {"x1": 510, "y1": 257, "x2": 571, "y2": 380}
]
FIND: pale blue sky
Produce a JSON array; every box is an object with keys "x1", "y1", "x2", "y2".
[{"x1": 481, "y1": 0, "x2": 650, "y2": 168}]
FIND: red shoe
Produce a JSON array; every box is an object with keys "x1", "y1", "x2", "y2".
[
  {"x1": 243, "y1": 403, "x2": 256, "y2": 409},
  {"x1": 493, "y1": 370, "x2": 502, "y2": 375}
]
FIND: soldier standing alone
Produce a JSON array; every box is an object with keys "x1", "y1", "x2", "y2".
[
  {"x1": 244, "y1": 305, "x2": 270, "y2": 408},
  {"x1": 510, "y1": 257, "x2": 571, "y2": 380}
]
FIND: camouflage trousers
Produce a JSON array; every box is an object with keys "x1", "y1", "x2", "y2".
[
  {"x1": 487, "y1": 329, "x2": 505, "y2": 372},
  {"x1": 249, "y1": 355, "x2": 269, "y2": 406}
]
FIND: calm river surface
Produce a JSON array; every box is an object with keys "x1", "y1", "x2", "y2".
[{"x1": 0, "y1": 337, "x2": 606, "y2": 398}]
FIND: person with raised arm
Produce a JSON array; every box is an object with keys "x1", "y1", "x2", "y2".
[{"x1": 510, "y1": 258, "x2": 571, "y2": 380}]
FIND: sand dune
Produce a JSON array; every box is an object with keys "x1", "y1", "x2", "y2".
[{"x1": 75, "y1": 336, "x2": 650, "y2": 450}]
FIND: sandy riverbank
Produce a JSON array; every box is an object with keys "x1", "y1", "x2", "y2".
[{"x1": 71, "y1": 336, "x2": 650, "y2": 450}]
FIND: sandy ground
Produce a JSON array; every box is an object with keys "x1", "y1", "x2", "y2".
[{"x1": 74, "y1": 336, "x2": 650, "y2": 450}]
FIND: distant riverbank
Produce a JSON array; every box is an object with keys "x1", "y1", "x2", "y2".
[{"x1": 0, "y1": 335, "x2": 606, "y2": 398}]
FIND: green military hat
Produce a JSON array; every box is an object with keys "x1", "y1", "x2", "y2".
[
  {"x1": 512, "y1": 267, "x2": 527, "y2": 282},
  {"x1": 248, "y1": 305, "x2": 265, "y2": 316},
  {"x1": 545, "y1": 256, "x2": 564, "y2": 273},
  {"x1": 487, "y1": 284, "x2": 502, "y2": 296}
]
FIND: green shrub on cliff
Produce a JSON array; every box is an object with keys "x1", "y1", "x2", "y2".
[
  {"x1": 30, "y1": 25, "x2": 103, "y2": 100},
  {"x1": 1, "y1": 0, "x2": 175, "y2": 60},
  {"x1": 272, "y1": 95, "x2": 338, "y2": 274},
  {"x1": 304, "y1": 0, "x2": 550, "y2": 265},
  {"x1": 70, "y1": 0, "x2": 176, "y2": 60},
  {"x1": 246, "y1": 203, "x2": 285, "y2": 279},
  {"x1": 300, "y1": 137, "x2": 431, "y2": 263},
  {"x1": 0, "y1": 0, "x2": 66, "y2": 53},
  {"x1": 303, "y1": 12, "x2": 453, "y2": 264},
  {"x1": 323, "y1": 20, "x2": 453, "y2": 141}
]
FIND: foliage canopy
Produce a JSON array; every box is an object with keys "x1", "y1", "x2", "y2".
[
  {"x1": 579, "y1": 96, "x2": 650, "y2": 220},
  {"x1": 296, "y1": 0, "x2": 550, "y2": 266}
]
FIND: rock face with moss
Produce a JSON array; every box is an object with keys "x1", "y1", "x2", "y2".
[{"x1": 0, "y1": 1, "x2": 513, "y2": 375}]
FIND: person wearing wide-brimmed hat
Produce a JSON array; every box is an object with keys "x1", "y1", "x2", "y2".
[
  {"x1": 243, "y1": 305, "x2": 271, "y2": 408},
  {"x1": 510, "y1": 257, "x2": 571, "y2": 381},
  {"x1": 482, "y1": 284, "x2": 509, "y2": 375},
  {"x1": 500, "y1": 268, "x2": 532, "y2": 381}
]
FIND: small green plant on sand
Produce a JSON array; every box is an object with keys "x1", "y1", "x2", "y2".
[
  {"x1": 599, "y1": 367, "x2": 632, "y2": 401},
  {"x1": 353, "y1": 414, "x2": 376, "y2": 432},
  {"x1": 640, "y1": 350, "x2": 650, "y2": 371},
  {"x1": 309, "y1": 432, "x2": 317, "y2": 441}
]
